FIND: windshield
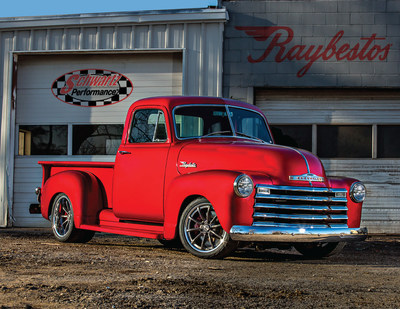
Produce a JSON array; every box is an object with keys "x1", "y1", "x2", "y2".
[{"x1": 174, "y1": 105, "x2": 272, "y2": 143}]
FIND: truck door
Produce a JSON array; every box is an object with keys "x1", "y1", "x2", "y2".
[{"x1": 113, "y1": 107, "x2": 170, "y2": 223}]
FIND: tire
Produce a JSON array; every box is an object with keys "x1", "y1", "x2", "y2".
[
  {"x1": 51, "y1": 193, "x2": 95, "y2": 243},
  {"x1": 179, "y1": 197, "x2": 237, "y2": 259},
  {"x1": 294, "y1": 242, "x2": 346, "y2": 258}
]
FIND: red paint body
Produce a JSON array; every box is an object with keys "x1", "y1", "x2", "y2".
[{"x1": 38, "y1": 96, "x2": 364, "y2": 241}]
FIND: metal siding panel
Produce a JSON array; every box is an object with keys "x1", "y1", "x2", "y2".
[
  {"x1": 32, "y1": 30, "x2": 47, "y2": 50},
  {"x1": 100, "y1": 27, "x2": 114, "y2": 49},
  {"x1": 151, "y1": 25, "x2": 166, "y2": 48},
  {"x1": 0, "y1": 31, "x2": 14, "y2": 227},
  {"x1": 116, "y1": 26, "x2": 132, "y2": 49},
  {"x1": 168, "y1": 24, "x2": 184, "y2": 48},
  {"x1": 204, "y1": 23, "x2": 222, "y2": 96},
  {"x1": 16, "y1": 30, "x2": 30, "y2": 51},
  {"x1": 82, "y1": 27, "x2": 97, "y2": 49},
  {"x1": 186, "y1": 24, "x2": 201, "y2": 96},
  {"x1": 134, "y1": 26, "x2": 149, "y2": 49},
  {"x1": 49, "y1": 29, "x2": 64, "y2": 50},
  {"x1": 66, "y1": 28, "x2": 80, "y2": 50}
]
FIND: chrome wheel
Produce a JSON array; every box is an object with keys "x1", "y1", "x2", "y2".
[
  {"x1": 52, "y1": 193, "x2": 74, "y2": 239},
  {"x1": 179, "y1": 198, "x2": 237, "y2": 258},
  {"x1": 50, "y1": 193, "x2": 95, "y2": 243}
]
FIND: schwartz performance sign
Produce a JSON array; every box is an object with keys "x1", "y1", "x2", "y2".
[{"x1": 52, "y1": 69, "x2": 133, "y2": 107}]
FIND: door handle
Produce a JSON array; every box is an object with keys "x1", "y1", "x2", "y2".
[{"x1": 118, "y1": 150, "x2": 131, "y2": 155}]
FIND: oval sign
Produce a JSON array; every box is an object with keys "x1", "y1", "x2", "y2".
[{"x1": 51, "y1": 69, "x2": 133, "y2": 107}]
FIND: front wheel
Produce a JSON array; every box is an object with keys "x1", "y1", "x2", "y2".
[
  {"x1": 294, "y1": 242, "x2": 346, "y2": 258},
  {"x1": 51, "y1": 193, "x2": 95, "y2": 243},
  {"x1": 179, "y1": 198, "x2": 237, "y2": 259}
]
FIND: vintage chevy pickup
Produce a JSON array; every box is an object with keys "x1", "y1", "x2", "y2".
[{"x1": 34, "y1": 96, "x2": 367, "y2": 259}]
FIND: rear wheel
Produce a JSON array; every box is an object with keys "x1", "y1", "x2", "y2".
[
  {"x1": 51, "y1": 193, "x2": 95, "y2": 243},
  {"x1": 179, "y1": 198, "x2": 237, "y2": 259},
  {"x1": 294, "y1": 242, "x2": 346, "y2": 258}
]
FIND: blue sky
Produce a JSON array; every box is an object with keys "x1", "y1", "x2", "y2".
[{"x1": 0, "y1": 0, "x2": 219, "y2": 18}]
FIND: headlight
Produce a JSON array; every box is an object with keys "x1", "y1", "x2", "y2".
[
  {"x1": 350, "y1": 182, "x2": 366, "y2": 203},
  {"x1": 234, "y1": 174, "x2": 254, "y2": 198}
]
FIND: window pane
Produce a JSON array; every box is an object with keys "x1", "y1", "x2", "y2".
[
  {"x1": 174, "y1": 106, "x2": 231, "y2": 138},
  {"x1": 378, "y1": 125, "x2": 400, "y2": 158},
  {"x1": 317, "y1": 125, "x2": 371, "y2": 158},
  {"x1": 18, "y1": 125, "x2": 67, "y2": 155},
  {"x1": 129, "y1": 109, "x2": 167, "y2": 143},
  {"x1": 270, "y1": 125, "x2": 312, "y2": 151},
  {"x1": 230, "y1": 107, "x2": 272, "y2": 143},
  {"x1": 73, "y1": 125, "x2": 123, "y2": 155}
]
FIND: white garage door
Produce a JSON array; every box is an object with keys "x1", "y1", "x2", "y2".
[
  {"x1": 13, "y1": 53, "x2": 182, "y2": 227},
  {"x1": 256, "y1": 88, "x2": 400, "y2": 234}
]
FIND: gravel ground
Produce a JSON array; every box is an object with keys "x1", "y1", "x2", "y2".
[{"x1": 0, "y1": 228, "x2": 400, "y2": 308}]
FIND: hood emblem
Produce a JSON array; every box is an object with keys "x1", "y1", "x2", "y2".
[
  {"x1": 289, "y1": 173, "x2": 324, "y2": 182},
  {"x1": 179, "y1": 161, "x2": 197, "y2": 168}
]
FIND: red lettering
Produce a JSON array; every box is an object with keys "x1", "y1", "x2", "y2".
[
  {"x1": 60, "y1": 74, "x2": 79, "y2": 95},
  {"x1": 236, "y1": 26, "x2": 393, "y2": 77}
]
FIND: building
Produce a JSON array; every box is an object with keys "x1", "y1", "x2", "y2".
[
  {"x1": 0, "y1": 8, "x2": 227, "y2": 227},
  {"x1": 222, "y1": 0, "x2": 400, "y2": 233}
]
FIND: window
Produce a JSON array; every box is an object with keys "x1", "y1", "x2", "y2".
[
  {"x1": 174, "y1": 106, "x2": 231, "y2": 138},
  {"x1": 18, "y1": 125, "x2": 67, "y2": 155},
  {"x1": 129, "y1": 109, "x2": 168, "y2": 143},
  {"x1": 270, "y1": 125, "x2": 312, "y2": 152},
  {"x1": 317, "y1": 125, "x2": 372, "y2": 158},
  {"x1": 377, "y1": 125, "x2": 400, "y2": 158},
  {"x1": 73, "y1": 125, "x2": 123, "y2": 155},
  {"x1": 230, "y1": 107, "x2": 272, "y2": 143}
]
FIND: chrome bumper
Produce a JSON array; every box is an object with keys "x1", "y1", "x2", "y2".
[{"x1": 229, "y1": 226, "x2": 368, "y2": 243}]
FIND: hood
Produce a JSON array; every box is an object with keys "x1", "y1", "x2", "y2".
[{"x1": 177, "y1": 139, "x2": 328, "y2": 187}]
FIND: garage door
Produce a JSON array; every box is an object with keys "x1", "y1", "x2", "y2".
[
  {"x1": 13, "y1": 53, "x2": 182, "y2": 227},
  {"x1": 256, "y1": 88, "x2": 400, "y2": 234}
]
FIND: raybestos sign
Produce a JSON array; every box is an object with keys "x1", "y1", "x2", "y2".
[
  {"x1": 52, "y1": 69, "x2": 133, "y2": 107},
  {"x1": 236, "y1": 26, "x2": 392, "y2": 78}
]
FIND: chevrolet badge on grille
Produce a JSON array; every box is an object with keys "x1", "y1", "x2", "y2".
[{"x1": 289, "y1": 173, "x2": 324, "y2": 182}]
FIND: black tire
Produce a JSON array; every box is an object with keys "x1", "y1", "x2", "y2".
[
  {"x1": 294, "y1": 242, "x2": 346, "y2": 258},
  {"x1": 51, "y1": 193, "x2": 95, "y2": 243},
  {"x1": 179, "y1": 197, "x2": 237, "y2": 259}
]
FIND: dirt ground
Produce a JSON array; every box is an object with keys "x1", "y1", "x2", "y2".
[{"x1": 0, "y1": 229, "x2": 400, "y2": 309}]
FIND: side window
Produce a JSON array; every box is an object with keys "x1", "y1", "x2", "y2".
[{"x1": 129, "y1": 109, "x2": 168, "y2": 143}]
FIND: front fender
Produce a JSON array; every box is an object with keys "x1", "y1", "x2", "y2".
[
  {"x1": 41, "y1": 170, "x2": 104, "y2": 227},
  {"x1": 163, "y1": 170, "x2": 255, "y2": 239}
]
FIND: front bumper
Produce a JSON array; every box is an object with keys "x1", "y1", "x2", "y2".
[{"x1": 229, "y1": 226, "x2": 368, "y2": 243}]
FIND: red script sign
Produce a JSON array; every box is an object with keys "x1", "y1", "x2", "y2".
[{"x1": 236, "y1": 26, "x2": 392, "y2": 77}]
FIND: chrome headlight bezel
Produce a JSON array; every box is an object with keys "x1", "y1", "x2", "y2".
[
  {"x1": 350, "y1": 182, "x2": 366, "y2": 203},
  {"x1": 234, "y1": 174, "x2": 254, "y2": 198}
]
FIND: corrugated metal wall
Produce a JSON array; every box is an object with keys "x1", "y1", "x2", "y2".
[{"x1": 0, "y1": 9, "x2": 227, "y2": 227}]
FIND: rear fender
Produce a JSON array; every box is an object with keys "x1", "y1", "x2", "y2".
[
  {"x1": 41, "y1": 170, "x2": 104, "y2": 227},
  {"x1": 163, "y1": 170, "x2": 255, "y2": 239}
]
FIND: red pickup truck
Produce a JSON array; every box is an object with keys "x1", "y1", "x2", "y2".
[{"x1": 35, "y1": 96, "x2": 367, "y2": 259}]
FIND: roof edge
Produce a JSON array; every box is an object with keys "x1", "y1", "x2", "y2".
[{"x1": 0, "y1": 8, "x2": 228, "y2": 30}]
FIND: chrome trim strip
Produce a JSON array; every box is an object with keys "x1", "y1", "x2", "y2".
[
  {"x1": 253, "y1": 213, "x2": 348, "y2": 221},
  {"x1": 251, "y1": 222, "x2": 349, "y2": 228},
  {"x1": 229, "y1": 226, "x2": 368, "y2": 242},
  {"x1": 255, "y1": 194, "x2": 347, "y2": 203},
  {"x1": 256, "y1": 184, "x2": 347, "y2": 194},
  {"x1": 254, "y1": 203, "x2": 348, "y2": 212}
]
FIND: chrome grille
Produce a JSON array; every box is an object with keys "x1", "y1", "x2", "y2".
[{"x1": 253, "y1": 185, "x2": 348, "y2": 228}]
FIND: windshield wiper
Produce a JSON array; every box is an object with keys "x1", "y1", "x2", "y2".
[
  {"x1": 235, "y1": 132, "x2": 268, "y2": 144},
  {"x1": 201, "y1": 130, "x2": 233, "y2": 137}
]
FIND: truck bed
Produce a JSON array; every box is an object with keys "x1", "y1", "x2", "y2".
[{"x1": 39, "y1": 161, "x2": 115, "y2": 208}]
